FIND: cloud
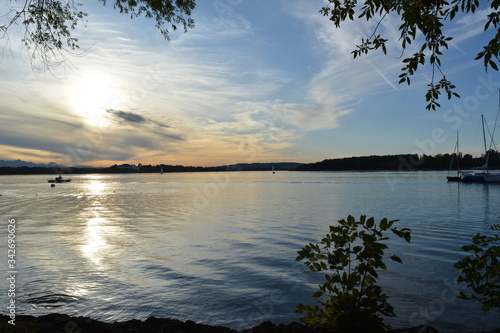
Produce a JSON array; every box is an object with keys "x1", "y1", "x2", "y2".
[
  {"x1": 104, "y1": 108, "x2": 185, "y2": 142},
  {"x1": 271, "y1": 102, "x2": 352, "y2": 131},
  {"x1": 86, "y1": 5, "x2": 359, "y2": 163},
  {"x1": 0, "y1": 1, "x2": 357, "y2": 166},
  {"x1": 276, "y1": 1, "x2": 408, "y2": 127},
  {"x1": 106, "y1": 109, "x2": 147, "y2": 124},
  {"x1": 4, "y1": 0, "x2": 442, "y2": 166},
  {"x1": 446, "y1": 8, "x2": 494, "y2": 57}
]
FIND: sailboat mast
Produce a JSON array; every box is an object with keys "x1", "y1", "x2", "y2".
[
  {"x1": 456, "y1": 131, "x2": 460, "y2": 174},
  {"x1": 482, "y1": 114, "x2": 489, "y2": 173}
]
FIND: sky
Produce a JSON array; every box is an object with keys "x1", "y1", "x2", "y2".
[{"x1": 0, "y1": 0, "x2": 499, "y2": 167}]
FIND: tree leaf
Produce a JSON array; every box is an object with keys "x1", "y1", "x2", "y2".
[
  {"x1": 390, "y1": 255, "x2": 403, "y2": 264},
  {"x1": 366, "y1": 217, "x2": 375, "y2": 228}
]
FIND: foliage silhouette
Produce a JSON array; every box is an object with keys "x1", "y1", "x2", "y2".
[
  {"x1": 321, "y1": 0, "x2": 499, "y2": 110},
  {"x1": 454, "y1": 223, "x2": 500, "y2": 312},
  {"x1": 0, "y1": 0, "x2": 195, "y2": 71},
  {"x1": 296, "y1": 215, "x2": 411, "y2": 332}
]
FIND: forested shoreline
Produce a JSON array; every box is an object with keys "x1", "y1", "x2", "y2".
[
  {"x1": 1, "y1": 153, "x2": 499, "y2": 175},
  {"x1": 295, "y1": 152, "x2": 500, "y2": 171},
  {"x1": 0, "y1": 162, "x2": 301, "y2": 175}
]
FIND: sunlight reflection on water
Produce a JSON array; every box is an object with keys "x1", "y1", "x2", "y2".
[{"x1": 0, "y1": 171, "x2": 499, "y2": 331}]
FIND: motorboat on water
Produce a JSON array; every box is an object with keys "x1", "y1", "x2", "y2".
[{"x1": 48, "y1": 175, "x2": 71, "y2": 183}]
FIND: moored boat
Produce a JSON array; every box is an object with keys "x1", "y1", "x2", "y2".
[
  {"x1": 446, "y1": 175, "x2": 462, "y2": 182},
  {"x1": 459, "y1": 114, "x2": 500, "y2": 183},
  {"x1": 48, "y1": 175, "x2": 71, "y2": 183},
  {"x1": 447, "y1": 94, "x2": 500, "y2": 183}
]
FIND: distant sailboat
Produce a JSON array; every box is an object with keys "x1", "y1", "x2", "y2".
[
  {"x1": 272, "y1": 165, "x2": 275, "y2": 174},
  {"x1": 160, "y1": 166, "x2": 163, "y2": 174}
]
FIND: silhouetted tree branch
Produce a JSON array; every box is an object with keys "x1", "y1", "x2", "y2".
[
  {"x1": 0, "y1": 0, "x2": 195, "y2": 72},
  {"x1": 321, "y1": 0, "x2": 499, "y2": 110}
]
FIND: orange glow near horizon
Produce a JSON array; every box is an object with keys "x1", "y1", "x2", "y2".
[{"x1": 0, "y1": 155, "x2": 316, "y2": 169}]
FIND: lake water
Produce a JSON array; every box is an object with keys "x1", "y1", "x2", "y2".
[{"x1": 0, "y1": 171, "x2": 499, "y2": 332}]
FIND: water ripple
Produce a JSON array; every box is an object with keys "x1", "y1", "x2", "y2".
[{"x1": 1, "y1": 172, "x2": 499, "y2": 332}]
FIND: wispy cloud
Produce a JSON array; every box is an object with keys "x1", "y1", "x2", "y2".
[
  {"x1": 1, "y1": 1, "x2": 490, "y2": 166},
  {"x1": 1, "y1": 1, "x2": 355, "y2": 165}
]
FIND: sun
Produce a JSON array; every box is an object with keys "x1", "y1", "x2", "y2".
[{"x1": 68, "y1": 73, "x2": 121, "y2": 126}]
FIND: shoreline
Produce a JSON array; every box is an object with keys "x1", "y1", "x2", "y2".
[
  {"x1": 0, "y1": 314, "x2": 321, "y2": 333},
  {"x1": 0, "y1": 313, "x2": 479, "y2": 333}
]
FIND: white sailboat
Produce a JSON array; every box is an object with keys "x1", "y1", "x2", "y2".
[
  {"x1": 447, "y1": 91, "x2": 500, "y2": 182},
  {"x1": 461, "y1": 113, "x2": 500, "y2": 182},
  {"x1": 160, "y1": 166, "x2": 164, "y2": 174}
]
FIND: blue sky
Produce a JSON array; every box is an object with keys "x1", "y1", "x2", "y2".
[{"x1": 0, "y1": 0, "x2": 499, "y2": 167}]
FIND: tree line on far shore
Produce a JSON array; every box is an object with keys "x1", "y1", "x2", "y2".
[
  {"x1": 295, "y1": 151, "x2": 500, "y2": 171},
  {"x1": 0, "y1": 162, "x2": 301, "y2": 175},
  {"x1": 1, "y1": 153, "x2": 499, "y2": 175}
]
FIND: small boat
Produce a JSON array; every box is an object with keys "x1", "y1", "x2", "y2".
[
  {"x1": 160, "y1": 166, "x2": 164, "y2": 174},
  {"x1": 48, "y1": 175, "x2": 71, "y2": 183},
  {"x1": 460, "y1": 171, "x2": 500, "y2": 182},
  {"x1": 446, "y1": 175, "x2": 462, "y2": 182},
  {"x1": 272, "y1": 165, "x2": 275, "y2": 174}
]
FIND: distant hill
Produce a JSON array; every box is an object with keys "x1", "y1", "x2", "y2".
[
  {"x1": 0, "y1": 160, "x2": 303, "y2": 175},
  {"x1": 136, "y1": 162, "x2": 302, "y2": 173},
  {"x1": 223, "y1": 162, "x2": 302, "y2": 171},
  {"x1": 0, "y1": 159, "x2": 65, "y2": 168},
  {"x1": 3, "y1": 154, "x2": 500, "y2": 174}
]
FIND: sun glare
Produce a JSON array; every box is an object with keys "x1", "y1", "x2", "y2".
[
  {"x1": 85, "y1": 179, "x2": 108, "y2": 195},
  {"x1": 68, "y1": 73, "x2": 121, "y2": 126}
]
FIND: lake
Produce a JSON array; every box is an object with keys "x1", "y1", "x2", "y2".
[{"x1": 0, "y1": 171, "x2": 499, "y2": 332}]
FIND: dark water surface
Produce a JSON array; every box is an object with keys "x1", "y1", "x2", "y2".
[{"x1": 0, "y1": 171, "x2": 499, "y2": 331}]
